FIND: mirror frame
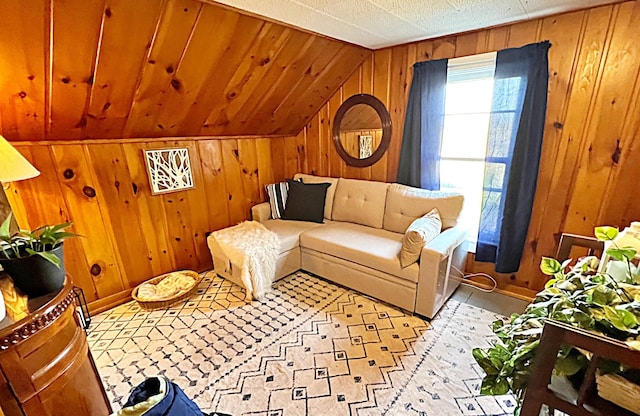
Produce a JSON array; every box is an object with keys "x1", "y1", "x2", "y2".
[{"x1": 332, "y1": 94, "x2": 392, "y2": 167}]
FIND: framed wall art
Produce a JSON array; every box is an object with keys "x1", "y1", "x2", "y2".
[
  {"x1": 144, "y1": 148, "x2": 194, "y2": 195},
  {"x1": 359, "y1": 134, "x2": 373, "y2": 159}
]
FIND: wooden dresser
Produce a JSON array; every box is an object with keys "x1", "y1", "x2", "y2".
[{"x1": 0, "y1": 273, "x2": 111, "y2": 415}]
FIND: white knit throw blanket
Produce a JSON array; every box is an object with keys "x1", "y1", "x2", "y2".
[{"x1": 211, "y1": 221, "x2": 279, "y2": 301}]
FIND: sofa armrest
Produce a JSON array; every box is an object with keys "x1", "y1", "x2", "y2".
[
  {"x1": 415, "y1": 225, "x2": 468, "y2": 318},
  {"x1": 422, "y1": 225, "x2": 467, "y2": 260},
  {"x1": 252, "y1": 202, "x2": 271, "y2": 223},
  {"x1": 419, "y1": 225, "x2": 467, "y2": 280}
]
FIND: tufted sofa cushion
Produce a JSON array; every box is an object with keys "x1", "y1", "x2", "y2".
[
  {"x1": 300, "y1": 222, "x2": 419, "y2": 282},
  {"x1": 294, "y1": 173, "x2": 339, "y2": 220},
  {"x1": 263, "y1": 219, "x2": 324, "y2": 254},
  {"x1": 383, "y1": 184, "x2": 464, "y2": 233},
  {"x1": 331, "y1": 178, "x2": 389, "y2": 228}
]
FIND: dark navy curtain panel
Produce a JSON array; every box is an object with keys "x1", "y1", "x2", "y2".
[
  {"x1": 397, "y1": 58, "x2": 448, "y2": 190},
  {"x1": 476, "y1": 41, "x2": 551, "y2": 272}
]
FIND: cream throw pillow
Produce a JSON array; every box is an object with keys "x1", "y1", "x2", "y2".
[{"x1": 400, "y1": 208, "x2": 442, "y2": 268}]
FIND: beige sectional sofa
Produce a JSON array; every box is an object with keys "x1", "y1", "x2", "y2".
[{"x1": 217, "y1": 173, "x2": 468, "y2": 319}]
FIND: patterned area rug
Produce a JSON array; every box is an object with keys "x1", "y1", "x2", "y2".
[{"x1": 88, "y1": 271, "x2": 516, "y2": 415}]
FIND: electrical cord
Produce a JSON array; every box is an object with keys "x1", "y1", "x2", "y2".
[{"x1": 450, "y1": 264, "x2": 498, "y2": 293}]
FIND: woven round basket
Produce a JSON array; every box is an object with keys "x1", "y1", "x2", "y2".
[{"x1": 132, "y1": 270, "x2": 201, "y2": 311}]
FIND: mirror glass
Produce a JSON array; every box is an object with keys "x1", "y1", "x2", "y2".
[
  {"x1": 332, "y1": 94, "x2": 391, "y2": 167},
  {"x1": 339, "y1": 104, "x2": 383, "y2": 159}
]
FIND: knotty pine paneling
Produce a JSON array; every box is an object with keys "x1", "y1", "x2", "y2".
[
  {"x1": 0, "y1": 0, "x2": 47, "y2": 141},
  {"x1": 49, "y1": 0, "x2": 105, "y2": 140},
  {"x1": 4, "y1": 136, "x2": 299, "y2": 308},
  {"x1": 0, "y1": 0, "x2": 369, "y2": 141},
  {"x1": 294, "y1": 1, "x2": 640, "y2": 297}
]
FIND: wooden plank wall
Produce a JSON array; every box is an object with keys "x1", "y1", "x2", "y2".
[
  {"x1": 4, "y1": 136, "x2": 301, "y2": 310},
  {"x1": 294, "y1": 1, "x2": 640, "y2": 297},
  {"x1": 0, "y1": 0, "x2": 369, "y2": 141},
  {"x1": 0, "y1": 0, "x2": 365, "y2": 310}
]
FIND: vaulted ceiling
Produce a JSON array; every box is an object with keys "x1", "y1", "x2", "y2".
[{"x1": 0, "y1": 0, "x2": 369, "y2": 142}]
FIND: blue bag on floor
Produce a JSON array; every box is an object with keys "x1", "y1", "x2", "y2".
[{"x1": 114, "y1": 376, "x2": 203, "y2": 416}]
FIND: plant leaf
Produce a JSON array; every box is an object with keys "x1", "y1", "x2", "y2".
[
  {"x1": 616, "y1": 308, "x2": 638, "y2": 327},
  {"x1": 0, "y1": 213, "x2": 12, "y2": 239},
  {"x1": 25, "y1": 249, "x2": 61, "y2": 268},
  {"x1": 595, "y1": 226, "x2": 618, "y2": 241},
  {"x1": 540, "y1": 257, "x2": 562, "y2": 275},
  {"x1": 617, "y1": 301, "x2": 640, "y2": 315},
  {"x1": 472, "y1": 348, "x2": 500, "y2": 375},
  {"x1": 602, "y1": 306, "x2": 634, "y2": 331},
  {"x1": 49, "y1": 231, "x2": 81, "y2": 240},
  {"x1": 511, "y1": 340, "x2": 540, "y2": 361},
  {"x1": 472, "y1": 348, "x2": 487, "y2": 362},
  {"x1": 555, "y1": 280, "x2": 578, "y2": 291},
  {"x1": 480, "y1": 375, "x2": 510, "y2": 395},
  {"x1": 592, "y1": 285, "x2": 616, "y2": 305},
  {"x1": 48, "y1": 222, "x2": 73, "y2": 233},
  {"x1": 554, "y1": 351, "x2": 586, "y2": 376},
  {"x1": 492, "y1": 320, "x2": 505, "y2": 332},
  {"x1": 607, "y1": 247, "x2": 637, "y2": 262}
]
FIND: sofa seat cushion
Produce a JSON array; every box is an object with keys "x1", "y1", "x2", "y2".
[
  {"x1": 264, "y1": 219, "x2": 324, "y2": 254},
  {"x1": 299, "y1": 222, "x2": 419, "y2": 283},
  {"x1": 332, "y1": 178, "x2": 390, "y2": 228}
]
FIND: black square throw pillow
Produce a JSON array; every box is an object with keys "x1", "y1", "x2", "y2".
[{"x1": 282, "y1": 179, "x2": 330, "y2": 223}]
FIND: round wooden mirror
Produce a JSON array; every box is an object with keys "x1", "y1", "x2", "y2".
[{"x1": 332, "y1": 94, "x2": 391, "y2": 167}]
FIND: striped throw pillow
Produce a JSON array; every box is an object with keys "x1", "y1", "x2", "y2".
[{"x1": 265, "y1": 181, "x2": 289, "y2": 219}]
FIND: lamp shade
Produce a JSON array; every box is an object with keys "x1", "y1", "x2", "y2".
[{"x1": 0, "y1": 135, "x2": 40, "y2": 182}]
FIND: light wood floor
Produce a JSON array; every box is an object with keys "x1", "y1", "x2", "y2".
[{"x1": 452, "y1": 283, "x2": 529, "y2": 317}]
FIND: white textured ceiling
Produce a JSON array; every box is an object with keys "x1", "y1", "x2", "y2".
[{"x1": 212, "y1": 0, "x2": 619, "y2": 49}]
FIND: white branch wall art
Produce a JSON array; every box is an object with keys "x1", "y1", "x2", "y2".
[
  {"x1": 359, "y1": 135, "x2": 373, "y2": 159},
  {"x1": 144, "y1": 148, "x2": 194, "y2": 195}
]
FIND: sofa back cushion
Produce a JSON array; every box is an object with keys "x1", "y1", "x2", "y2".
[
  {"x1": 383, "y1": 184, "x2": 463, "y2": 233},
  {"x1": 332, "y1": 178, "x2": 389, "y2": 228},
  {"x1": 294, "y1": 173, "x2": 338, "y2": 220}
]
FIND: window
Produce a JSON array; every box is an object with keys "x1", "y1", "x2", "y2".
[{"x1": 440, "y1": 52, "x2": 496, "y2": 251}]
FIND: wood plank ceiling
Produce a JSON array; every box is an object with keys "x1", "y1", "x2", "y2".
[{"x1": 0, "y1": 0, "x2": 370, "y2": 142}]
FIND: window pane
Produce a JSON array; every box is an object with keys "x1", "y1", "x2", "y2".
[
  {"x1": 492, "y1": 76, "x2": 524, "y2": 111},
  {"x1": 445, "y1": 78, "x2": 494, "y2": 114},
  {"x1": 486, "y1": 112, "x2": 518, "y2": 158},
  {"x1": 440, "y1": 159, "x2": 485, "y2": 244},
  {"x1": 441, "y1": 113, "x2": 491, "y2": 159},
  {"x1": 483, "y1": 162, "x2": 506, "y2": 190},
  {"x1": 479, "y1": 191, "x2": 503, "y2": 245},
  {"x1": 441, "y1": 159, "x2": 485, "y2": 189}
]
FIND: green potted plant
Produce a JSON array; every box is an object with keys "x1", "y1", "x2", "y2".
[
  {"x1": 0, "y1": 213, "x2": 80, "y2": 297},
  {"x1": 472, "y1": 226, "x2": 640, "y2": 413}
]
